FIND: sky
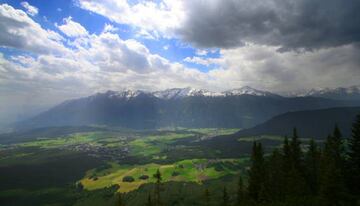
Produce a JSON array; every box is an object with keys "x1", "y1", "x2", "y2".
[{"x1": 0, "y1": 0, "x2": 360, "y2": 124}]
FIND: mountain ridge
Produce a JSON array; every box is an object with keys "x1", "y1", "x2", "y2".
[
  {"x1": 15, "y1": 88, "x2": 360, "y2": 130},
  {"x1": 235, "y1": 107, "x2": 360, "y2": 138}
]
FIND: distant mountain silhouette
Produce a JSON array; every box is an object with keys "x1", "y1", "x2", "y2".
[
  {"x1": 284, "y1": 85, "x2": 360, "y2": 100},
  {"x1": 236, "y1": 107, "x2": 360, "y2": 138}
]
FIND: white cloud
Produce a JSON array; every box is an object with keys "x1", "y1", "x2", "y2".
[
  {"x1": 0, "y1": 4, "x2": 66, "y2": 54},
  {"x1": 0, "y1": 4, "x2": 212, "y2": 107},
  {"x1": 20, "y1": 1, "x2": 38, "y2": 16},
  {"x1": 195, "y1": 49, "x2": 208, "y2": 56},
  {"x1": 77, "y1": 0, "x2": 184, "y2": 38},
  {"x1": 103, "y1": 23, "x2": 118, "y2": 33},
  {"x1": 163, "y1": 45, "x2": 169, "y2": 50},
  {"x1": 184, "y1": 56, "x2": 223, "y2": 66},
  {"x1": 56, "y1": 16, "x2": 89, "y2": 37},
  {"x1": 208, "y1": 44, "x2": 360, "y2": 91}
]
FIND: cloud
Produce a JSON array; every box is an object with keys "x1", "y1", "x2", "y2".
[
  {"x1": 1, "y1": 2, "x2": 360, "y2": 125},
  {"x1": 76, "y1": 0, "x2": 184, "y2": 39},
  {"x1": 0, "y1": 4, "x2": 66, "y2": 54},
  {"x1": 179, "y1": 0, "x2": 360, "y2": 51},
  {"x1": 103, "y1": 23, "x2": 118, "y2": 33},
  {"x1": 20, "y1": 1, "x2": 38, "y2": 16},
  {"x1": 195, "y1": 49, "x2": 208, "y2": 56},
  {"x1": 56, "y1": 16, "x2": 89, "y2": 37},
  {"x1": 207, "y1": 44, "x2": 360, "y2": 91},
  {"x1": 184, "y1": 56, "x2": 223, "y2": 66},
  {"x1": 0, "y1": 4, "x2": 212, "y2": 103},
  {"x1": 77, "y1": 0, "x2": 360, "y2": 51}
]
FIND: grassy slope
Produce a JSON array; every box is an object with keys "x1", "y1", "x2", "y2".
[{"x1": 80, "y1": 158, "x2": 246, "y2": 193}]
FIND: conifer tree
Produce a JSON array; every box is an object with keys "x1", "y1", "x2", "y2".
[
  {"x1": 146, "y1": 194, "x2": 153, "y2": 206},
  {"x1": 305, "y1": 139, "x2": 320, "y2": 195},
  {"x1": 154, "y1": 169, "x2": 162, "y2": 206},
  {"x1": 248, "y1": 142, "x2": 266, "y2": 203},
  {"x1": 118, "y1": 193, "x2": 125, "y2": 206},
  {"x1": 236, "y1": 176, "x2": 245, "y2": 206},
  {"x1": 290, "y1": 128, "x2": 303, "y2": 168},
  {"x1": 282, "y1": 136, "x2": 291, "y2": 175},
  {"x1": 222, "y1": 186, "x2": 229, "y2": 206},
  {"x1": 333, "y1": 125, "x2": 345, "y2": 166},
  {"x1": 347, "y1": 114, "x2": 360, "y2": 197},
  {"x1": 204, "y1": 188, "x2": 210, "y2": 206},
  {"x1": 319, "y1": 128, "x2": 346, "y2": 206},
  {"x1": 287, "y1": 128, "x2": 307, "y2": 196},
  {"x1": 267, "y1": 148, "x2": 285, "y2": 201}
]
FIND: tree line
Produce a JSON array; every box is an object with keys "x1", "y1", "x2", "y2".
[
  {"x1": 118, "y1": 114, "x2": 360, "y2": 206},
  {"x1": 235, "y1": 114, "x2": 360, "y2": 206}
]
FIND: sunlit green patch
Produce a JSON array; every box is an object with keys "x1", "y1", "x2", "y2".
[
  {"x1": 15, "y1": 132, "x2": 102, "y2": 149},
  {"x1": 79, "y1": 159, "x2": 244, "y2": 193},
  {"x1": 128, "y1": 132, "x2": 194, "y2": 157},
  {"x1": 238, "y1": 135, "x2": 284, "y2": 142},
  {"x1": 186, "y1": 128, "x2": 240, "y2": 136}
]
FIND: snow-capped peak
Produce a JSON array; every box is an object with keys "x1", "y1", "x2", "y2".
[
  {"x1": 152, "y1": 87, "x2": 224, "y2": 99},
  {"x1": 92, "y1": 86, "x2": 278, "y2": 101},
  {"x1": 223, "y1": 86, "x2": 275, "y2": 97},
  {"x1": 96, "y1": 89, "x2": 145, "y2": 100}
]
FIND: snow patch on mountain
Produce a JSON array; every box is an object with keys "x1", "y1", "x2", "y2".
[
  {"x1": 153, "y1": 87, "x2": 224, "y2": 99},
  {"x1": 223, "y1": 86, "x2": 276, "y2": 97}
]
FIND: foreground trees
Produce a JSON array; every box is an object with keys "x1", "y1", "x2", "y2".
[
  {"x1": 116, "y1": 116, "x2": 360, "y2": 205},
  {"x1": 229, "y1": 116, "x2": 360, "y2": 206},
  {"x1": 347, "y1": 115, "x2": 360, "y2": 197},
  {"x1": 242, "y1": 119, "x2": 360, "y2": 206}
]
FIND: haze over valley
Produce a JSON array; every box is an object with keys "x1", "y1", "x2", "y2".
[{"x1": 0, "y1": 0, "x2": 360, "y2": 206}]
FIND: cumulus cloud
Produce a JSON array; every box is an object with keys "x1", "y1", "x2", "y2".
[
  {"x1": 56, "y1": 16, "x2": 89, "y2": 37},
  {"x1": 0, "y1": 4, "x2": 211, "y2": 102},
  {"x1": 20, "y1": 1, "x2": 38, "y2": 16},
  {"x1": 0, "y1": 4, "x2": 66, "y2": 54},
  {"x1": 76, "y1": 0, "x2": 184, "y2": 39}
]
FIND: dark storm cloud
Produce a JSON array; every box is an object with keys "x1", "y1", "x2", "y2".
[{"x1": 179, "y1": 0, "x2": 360, "y2": 51}]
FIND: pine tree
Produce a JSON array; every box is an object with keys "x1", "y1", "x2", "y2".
[
  {"x1": 146, "y1": 193, "x2": 153, "y2": 206},
  {"x1": 305, "y1": 139, "x2": 320, "y2": 195},
  {"x1": 281, "y1": 136, "x2": 293, "y2": 198},
  {"x1": 222, "y1": 187, "x2": 229, "y2": 206},
  {"x1": 204, "y1": 188, "x2": 210, "y2": 206},
  {"x1": 236, "y1": 176, "x2": 245, "y2": 206},
  {"x1": 290, "y1": 128, "x2": 303, "y2": 168},
  {"x1": 154, "y1": 169, "x2": 162, "y2": 206},
  {"x1": 319, "y1": 127, "x2": 347, "y2": 206},
  {"x1": 267, "y1": 148, "x2": 285, "y2": 201},
  {"x1": 248, "y1": 142, "x2": 267, "y2": 203},
  {"x1": 347, "y1": 114, "x2": 360, "y2": 197},
  {"x1": 333, "y1": 125, "x2": 345, "y2": 166},
  {"x1": 287, "y1": 128, "x2": 307, "y2": 197},
  {"x1": 118, "y1": 193, "x2": 125, "y2": 206}
]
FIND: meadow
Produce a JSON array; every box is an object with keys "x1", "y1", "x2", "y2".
[
  {"x1": 80, "y1": 158, "x2": 247, "y2": 193},
  {"x1": 0, "y1": 127, "x2": 275, "y2": 206}
]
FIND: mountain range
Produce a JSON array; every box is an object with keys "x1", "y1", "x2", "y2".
[
  {"x1": 282, "y1": 85, "x2": 360, "y2": 100},
  {"x1": 15, "y1": 86, "x2": 360, "y2": 130}
]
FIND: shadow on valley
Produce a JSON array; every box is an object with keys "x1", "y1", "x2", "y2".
[{"x1": 0, "y1": 114, "x2": 360, "y2": 205}]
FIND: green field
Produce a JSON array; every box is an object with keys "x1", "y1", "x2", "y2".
[
  {"x1": 80, "y1": 158, "x2": 246, "y2": 193},
  {"x1": 0, "y1": 127, "x2": 265, "y2": 205}
]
